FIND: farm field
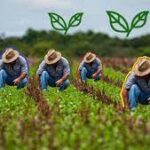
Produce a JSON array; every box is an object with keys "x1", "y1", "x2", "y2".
[{"x1": 0, "y1": 57, "x2": 150, "y2": 150}]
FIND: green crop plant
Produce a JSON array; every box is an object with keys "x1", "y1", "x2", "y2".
[{"x1": 0, "y1": 61, "x2": 150, "y2": 150}]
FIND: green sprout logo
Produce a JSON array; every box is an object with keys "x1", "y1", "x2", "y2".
[
  {"x1": 107, "y1": 11, "x2": 149, "y2": 37},
  {"x1": 48, "y1": 12, "x2": 84, "y2": 35}
]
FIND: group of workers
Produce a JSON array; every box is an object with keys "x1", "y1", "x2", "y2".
[{"x1": 0, "y1": 48, "x2": 149, "y2": 111}]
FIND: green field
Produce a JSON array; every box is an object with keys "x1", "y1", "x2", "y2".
[{"x1": 0, "y1": 58, "x2": 150, "y2": 150}]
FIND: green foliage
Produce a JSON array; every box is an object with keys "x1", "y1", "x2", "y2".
[
  {"x1": 0, "y1": 66, "x2": 150, "y2": 149},
  {"x1": 139, "y1": 47, "x2": 150, "y2": 56},
  {"x1": 0, "y1": 29, "x2": 150, "y2": 58},
  {"x1": 0, "y1": 87, "x2": 36, "y2": 115},
  {"x1": 32, "y1": 41, "x2": 56, "y2": 56},
  {"x1": 104, "y1": 67, "x2": 126, "y2": 81}
]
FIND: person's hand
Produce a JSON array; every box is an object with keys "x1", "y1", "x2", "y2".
[
  {"x1": 92, "y1": 73, "x2": 97, "y2": 79},
  {"x1": 56, "y1": 79, "x2": 63, "y2": 86},
  {"x1": 13, "y1": 78, "x2": 21, "y2": 85}
]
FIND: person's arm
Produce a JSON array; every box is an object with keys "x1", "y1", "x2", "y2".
[
  {"x1": 14, "y1": 57, "x2": 28, "y2": 85},
  {"x1": 100, "y1": 69, "x2": 104, "y2": 80},
  {"x1": 125, "y1": 72, "x2": 136, "y2": 90},
  {"x1": 56, "y1": 73, "x2": 69, "y2": 87},
  {"x1": 121, "y1": 72, "x2": 136, "y2": 108},
  {"x1": 36, "y1": 61, "x2": 46, "y2": 87},
  {"x1": 61, "y1": 72, "x2": 69, "y2": 82},
  {"x1": 94, "y1": 67, "x2": 101, "y2": 76},
  {"x1": 56, "y1": 59, "x2": 70, "y2": 86},
  {"x1": 92, "y1": 58, "x2": 103, "y2": 79},
  {"x1": 77, "y1": 61, "x2": 84, "y2": 80},
  {"x1": 14, "y1": 73, "x2": 27, "y2": 85}
]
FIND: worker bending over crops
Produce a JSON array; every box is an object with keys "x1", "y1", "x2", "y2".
[
  {"x1": 0, "y1": 48, "x2": 28, "y2": 89},
  {"x1": 37, "y1": 49, "x2": 70, "y2": 91},
  {"x1": 121, "y1": 56, "x2": 150, "y2": 111},
  {"x1": 78, "y1": 52, "x2": 103, "y2": 83}
]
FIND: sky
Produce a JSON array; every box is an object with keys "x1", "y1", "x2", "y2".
[{"x1": 0, "y1": 0, "x2": 150, "y2": 38}]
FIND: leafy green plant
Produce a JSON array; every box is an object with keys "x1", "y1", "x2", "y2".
[
  {"x1": 1, "y1": 64, "x2": 150, "y2": 150},
  {"x1": 48, "y1": 12, "x2": 83, "y2": 35},
  {"x1": 107, "y1": 11, "x2": 149, "y2": 37}
]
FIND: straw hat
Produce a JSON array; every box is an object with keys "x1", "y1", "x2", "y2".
[
  {"x1": 44, "y1": 49, "x2": 61, "y2": 65},
  {"x1": 133, "y1": 56, "x2": 150, "y2": 77},
  {"x1": 84, "y1": 52, "x2": 96, "y2": 63},
  {"x1": 2, "y1": 48, "x2": 19, "y2": 63}
]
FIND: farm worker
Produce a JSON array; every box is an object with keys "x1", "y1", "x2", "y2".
[
  {"x1": 78, "y1": 52, "x2": 103, "y2": 83},
  {"x1": 121, "y1": 56, "x2": 150, "y2": 111},
  {"x1": 37, "y1": 49, "x2": 70, "y2": 91},
  {"x1": 0, "y1": 48, "x2": 28, "y2": 89}
]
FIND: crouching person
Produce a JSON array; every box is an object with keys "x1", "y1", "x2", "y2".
[
  {"x1": 37, "y1": 49, "x2": 70, "y2": 91},
  {"x1": 78, "y1": 52, "x2": 103, "y2": 83},
  {"x1": 121, "y1": 56, "x2": 150, "y2": 111},
  {"x1": 0, "y1": 48, "x2": 28, "y2": 89}
]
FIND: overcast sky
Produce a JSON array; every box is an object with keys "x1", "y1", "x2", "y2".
[{"x1": 0, "y1": 0, "x2": 150, "y2": 38}]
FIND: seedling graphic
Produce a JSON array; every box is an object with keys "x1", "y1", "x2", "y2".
[
  {"x1": 48, "y1": 12, "x2": 83, "y2": 35},
  {"x1": 107, "y1": 11, "x2": 149, "y2": 37}
]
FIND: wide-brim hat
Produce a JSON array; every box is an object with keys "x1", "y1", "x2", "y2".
[
  {"x1": 44, "y1": 49, "x2": 61, "y2": 65},
  {"x1": 133, "y1": 56, "x2": 150, "y2": 77},
  {"x1": 84, "y1": 52, "x2": 96, "y2": 63},
  {"x1": 2, "y1": 48, "x2": 19, "y2": 63}
]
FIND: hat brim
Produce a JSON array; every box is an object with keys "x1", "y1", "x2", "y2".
[
  {"x1": 44, "y1": 52, "x2": 61, "y2": 65},
  {"x1": 2, "y1": 50, "x2": 19, "y2": 63},
  {"x1": 84, "y1": 54, "x2": 96, "y2": 63},
  {"x1": 134, "y1": 64, "x2": 150, "y2": 77}
]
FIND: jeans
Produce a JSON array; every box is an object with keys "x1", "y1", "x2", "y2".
[
  {"x1": 0, "y1": 69, "x2": 28, "y2": 89},
  {"x1": 40, "y1": 71, "x2": 70, "y2": 91},
  {"x1": 80, "y1": 67, "x2": 100, "y2": 82},
  {"x1": 128, "y1": 84, "x2": 150, "y2": 109}
]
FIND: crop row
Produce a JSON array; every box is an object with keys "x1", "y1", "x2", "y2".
[{"x1": 0, "y1": 64, "x2": 150, "y2": 149}]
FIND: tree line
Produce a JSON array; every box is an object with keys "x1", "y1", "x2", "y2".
[{"x1": 0, "y1": 29, "x2": 150, "y2": 58}]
